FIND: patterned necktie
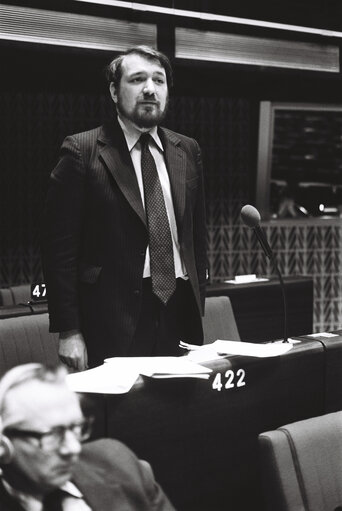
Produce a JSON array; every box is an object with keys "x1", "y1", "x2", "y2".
[{"x1": 140, "y1": 133, "x2": 176, "y2": 305}]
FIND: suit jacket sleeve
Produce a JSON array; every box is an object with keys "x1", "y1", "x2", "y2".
[
  {"x1": 136, "y1": 459, "x2": 176, "y2": 511},
  {"x1": 42, "y1": 135, "x2": 86, "y2": 333},
  {"x1": 192, "y1": 138, "x2": 207, "y2": 314},
  {"x1": 76, "y1": 439, "x2": 176, "y2": 511}
]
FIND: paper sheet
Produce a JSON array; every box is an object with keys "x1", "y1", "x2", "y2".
[
  {"x1": 306, "y1": 332, "x2": 339, "y2": 338},
  {"x1": 225, "y1": 278, "x2": 269, "y2": 284},
  {"x1": 104, "y1": 356, "x2": 212, "y2": 377},
  {"x1": 213, "y1": 340, "x2": 293, "y2": 357},
  {"x1": 224, "y1": 274, "x2": 269, "y2": 284},
  {"x1": 181, "y1": 339, "x2": 293, "y2": 358},
  {"x1": 67, "y1": 357, "x2": 212, "y2": 394},
  {"x1": 149, "y1": 373, "x2": 211, "y2": 380},
  {"x1": 185, "y1": 346, "x2": 227, "y2": 363},
  {"x1": 66, "y1": 363, "x2": 139, "y2": 394}
]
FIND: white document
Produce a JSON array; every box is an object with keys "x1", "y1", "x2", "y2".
[
  {"x1": 67, "y1": 357, "x2": 212, "y2": 394},
  {"x1": 306, "y1": 332, "x2": 339, "y2": 338},
  {"x1": 66, "y1": 363, "x2": 139, "y2": 394},
  {"x1": 224, "y1": 274, "x2": 269, "y2": 284},
  {"x1": 180, "y1": 339, "x2": 292, "y2": 358},
  {"x1": 104, "y1": 356, "x2": 212, "y2": 378},
  {"x1": 185, "y1": 345, "x2": 227, "y2": 363},
  {"x1": 212, "y1": 340, "x2": 293, "y2": 357},
  {"x1": 150, "y1": 373, "x2": 211, "y2": 380}
]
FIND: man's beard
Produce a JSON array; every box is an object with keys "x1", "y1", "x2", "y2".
[{"x1": 117, "y1": 97, "x2": 168, "y2": 129}]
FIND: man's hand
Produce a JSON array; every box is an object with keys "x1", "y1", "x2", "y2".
[{"x1": 58, "y1": 330, "x2": 88, "y2": 372}]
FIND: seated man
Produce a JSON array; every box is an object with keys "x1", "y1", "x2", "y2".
[{"x1": 0, "y1": 363, "x2": 175, "y2": 510}]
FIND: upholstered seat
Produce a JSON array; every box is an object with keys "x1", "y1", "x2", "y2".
[
  {"x1": 0, "y1": 313, "x2": 59, "y2": 377},
  {"x1": 259, "y1": 411, "x2": 342, "y2": 511},
  {"x1": 9, "y1": 284, "x2": 31, "y2": 304},
  {"x1": 0, "y1": 288, "x2": 13, "y2": 306},
  {"x1": 0, "y1": 284, "x2": 31, "y2": 306},
  {"x1": 202, "y1": 295, "x2": 240, "y2": 344}
]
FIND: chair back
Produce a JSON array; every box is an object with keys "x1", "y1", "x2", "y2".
[
  {"x1": 0, "y1": 288, "x2": 13, "y2": 306},
  {"x1": 0, "y1": 313, "x2": 59, "y2": 377},
  {"x1": 259, "y1": 411, "x2": 342, "y2": 511},
  {"x1": 202, "y1": 295, "x2": 240, "y2": 344},
  {"x1": 10, "y1": 284, "x2": 31, "y2": 304},
  {"x1": 0, "y1": 284, "x2": 31, "y2": 306}
]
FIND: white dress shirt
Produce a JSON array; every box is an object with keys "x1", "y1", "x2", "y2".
[
  {"x1": 117, "y1": 115, "x2": 187, "y2": 280},
  {"x1": 1, "y1": 479, "x2": 91, "y2": 511}
]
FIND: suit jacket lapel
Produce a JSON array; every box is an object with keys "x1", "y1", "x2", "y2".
[
  {"x1": 98, "y1": 121, "x2": 146, "y2": 228},
  {"x1": 159, "y1": 128, "x2": 186, "y2": 236},
  {"x1": 0, "y1": 481, "x2": 27, "y2": 511}
]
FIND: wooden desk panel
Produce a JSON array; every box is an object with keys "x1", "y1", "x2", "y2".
[
  {"x1": 206, "y1": 276, "x2": 313, "y2": 342},
  {"x1": 95, "y1": 339, "x2": 325, "y2": 511}
]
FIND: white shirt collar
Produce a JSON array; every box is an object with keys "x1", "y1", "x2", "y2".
[
  {"x1": 117, "y1": 115, "x2": 164, "y2": 153},
  {"x1": 61, "y1": 481, "x2": 83, "y2": 498},
  {"x1": 1, "y1": 478, "x2": 84, "y2": 511}
]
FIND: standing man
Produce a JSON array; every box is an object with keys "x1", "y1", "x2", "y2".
[
  {"x1": 43, "y1": 45, "x2": 207, "y2": 370},
  {"x1": 0, "y1": 363, "x2": 175, "y2": 510}
]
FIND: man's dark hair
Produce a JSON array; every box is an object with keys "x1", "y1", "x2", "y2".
[{"x1": 105, "y1": 45, "x2": 173, "y2": 89}]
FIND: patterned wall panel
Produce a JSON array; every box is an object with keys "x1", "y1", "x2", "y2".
[
  {"x1": 261, "y1": 221, "x2": 342, "y2": 333},
  {"x1": 0, "y1": 91, "x2": 112, "y2": 287},
  {"x1": 0, "y1": 92, "x2": 340, "y2": 332}
]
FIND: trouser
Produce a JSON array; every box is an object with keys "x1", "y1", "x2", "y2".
[{"x1": 128, "y1": 277, "x2": 201, "y2": 356}]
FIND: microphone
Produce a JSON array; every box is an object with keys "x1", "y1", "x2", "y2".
[
  {"x1": 240, "y1": 205, "x2": 288, "y2": 343},
  {"x1": 240, "y1": 205, "x2": 273, "y2": 260}
]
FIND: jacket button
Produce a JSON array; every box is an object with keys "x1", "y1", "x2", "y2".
[
  {"x1": 133, "y1": 289, "x2": 140, "y2": 295},
  {"x1": 140, "y1": 250, "x2": 145, "y2": 257}
]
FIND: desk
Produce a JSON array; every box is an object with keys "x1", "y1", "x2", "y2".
[
  {"x1": 0, "y1": 301, "x2": 48, "y2": 319},
  {"x1": 206, "y1": 276, "x2": 313, "y2": 342},
  {"x1": 84, "y1": 338, "x2": 327, "y2": 511}
]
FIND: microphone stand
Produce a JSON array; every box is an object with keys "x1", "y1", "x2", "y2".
[
  {"x1": 254, "y1": 226, "x2": 288, "y2": 343},
  {"x1": 241, "y1": 205, "x2": 289, "y2": 344},
  {"x1": 271, "y1": 257, "x2": 288, "y2": 344}
]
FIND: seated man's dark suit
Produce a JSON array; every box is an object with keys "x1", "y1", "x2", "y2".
[
  {"x1": 43, "y1": 116, "x2": 207, "y2": 366},
  {"x1": 0, "y1": 439, "x2": 175, "y2": 510}
]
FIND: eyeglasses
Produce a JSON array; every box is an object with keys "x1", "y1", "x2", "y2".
[{"x1": 4, "y1": 417, "x2": 93, "y2": 451}]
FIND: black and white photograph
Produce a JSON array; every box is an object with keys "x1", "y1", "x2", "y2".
[{"x1": 0, "y1": 1, "x2": 341, "y2": 510}]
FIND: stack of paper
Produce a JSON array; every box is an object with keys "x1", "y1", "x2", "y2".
[
  {"x1": 104, "y1": 356, "x2": 212, "y2": 379},
  {"x1": 306, "y1": 332, "x2": 339, "y2": 338},
  {"x1": 181, "y1": 339, "x2": 293, "y2": 361},
  {"x1": 66, "y1": 363, "x2": 139, "y2": 394},
  {"x1": 225, "y1": 274, "x2": 269, "y2": 284},
  {"x1": 213, "y1": 340, "x2": 293, "y2": 357},
  {"x1": 66, "y1": 356, "x2": 212, "y2": 394},
  {"x1": 66, "y1": 342, "x2": 293, "y2": 395}
]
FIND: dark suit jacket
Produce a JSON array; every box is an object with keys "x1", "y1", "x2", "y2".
[
  {"x1": 43, "y1": 117, "x2": 207, "y2": 365},
  {"x1": 0, "y1": 439, "x2": 175, "y2": 511}
]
